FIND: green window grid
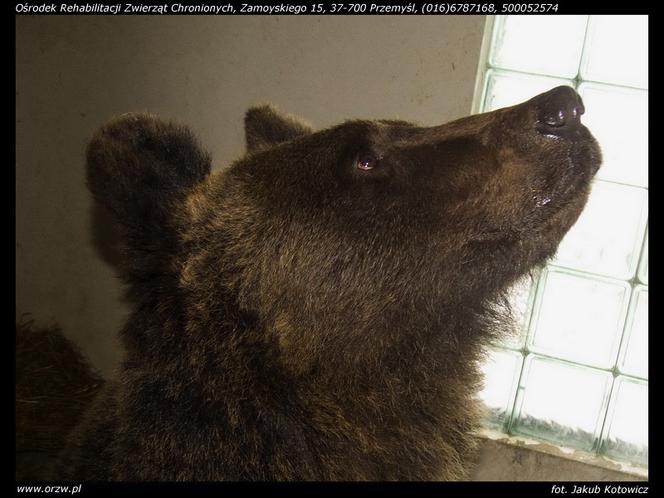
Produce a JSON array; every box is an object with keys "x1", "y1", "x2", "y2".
[{"x1": 476, "y1": 15, "x2": 648, "y2": 468}]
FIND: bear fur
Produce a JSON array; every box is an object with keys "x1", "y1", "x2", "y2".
[{"x1": 57, "y1": 88, "x2": 601, "y2": 480}]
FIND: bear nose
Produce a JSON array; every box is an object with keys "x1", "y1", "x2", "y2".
[{"x1": 535, "y1": 86, "x2": 585, "y2": 135}]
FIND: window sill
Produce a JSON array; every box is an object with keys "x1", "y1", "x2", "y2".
[{"x1": 472, "y1": 428, "x2": 648, "y2": 481}]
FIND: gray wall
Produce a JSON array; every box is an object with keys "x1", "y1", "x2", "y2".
[{"x1": 16, "y1": 15, "x2": 486, "y2": 377}]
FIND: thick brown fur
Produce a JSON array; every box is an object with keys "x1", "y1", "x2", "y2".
[
  {"x1": 57, "y1": 89, "x2": 601, "y2": 480},
  {"x1": 16, "y1": 318, "x2": 104, "y2": 480}
]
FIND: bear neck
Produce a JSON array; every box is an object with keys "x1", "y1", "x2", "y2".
[{"x1": 117, "y1": 242, "x2": 517, "y2": 479}]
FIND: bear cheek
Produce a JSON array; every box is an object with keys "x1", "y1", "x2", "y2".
[{"x1": 467, "y1": 162, "x2": 533, "y2": 229}]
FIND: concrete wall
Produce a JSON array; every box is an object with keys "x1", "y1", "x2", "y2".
[{"x1": 16, "y1": 15, "x2": 486, "y2": 377}]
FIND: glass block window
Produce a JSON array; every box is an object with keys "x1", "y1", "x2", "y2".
[{"x1": 476, "y1": 15, "x2": 648, "y2": 468}]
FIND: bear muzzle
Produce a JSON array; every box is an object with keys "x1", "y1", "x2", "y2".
[{"x1": 533, "y1": 86, "x2": 587, "y2": 139}]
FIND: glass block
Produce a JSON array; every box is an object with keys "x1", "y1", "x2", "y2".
[
  {"x1": 490, "y1": 15, "x2": 588, "y2": 78},
  {"x1": 578, "y1": 83, "x2": 648, "y2": 188},
  {"x1": 554, "y1": 181, "x2": 648, "y2": 280},
  {"x1": 496, "y1": 273, "x2": 538, "y2": 349},
  {"x1": 619, "y1": 287, "x2": 648, "y2": 379},
  {"x1": 580, "y1": 15, "x2": 648, "y2": 89},
  {"x1": 601, "y1": 377, "x2": 648, "y2": 464},
  {"x1": 478, "y1": 349, "x2": 523, "y2": 429},
  {"x1": 513, "y1": 356, "x2": 612, "y2": 451},
  {"x1": 529, "y1": 270, "x2": 629, "y2": 369},
  {"x1": 483, "y1": 70, "x2": 573, "y2": 112},
  {"x1": 638, "y1": 231, "x2": 648, "y2": 285}
]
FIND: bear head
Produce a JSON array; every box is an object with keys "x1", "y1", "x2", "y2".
[{"x1": 86, "y1": 85, "x2": 601, "y2": 389}]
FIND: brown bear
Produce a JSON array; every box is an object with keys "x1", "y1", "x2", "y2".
[{"x1": 56, "y1": 86, "x2": 601, "y2": 481}]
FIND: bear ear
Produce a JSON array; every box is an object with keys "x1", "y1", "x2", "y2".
[
  {"x1": 244, "y1": 104, "x2": 313, "y2": 153},
  {"x1": 86, "y1": 113, "x2": 211, "y2": 232}
]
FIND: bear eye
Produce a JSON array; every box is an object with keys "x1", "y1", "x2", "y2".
[{"x1": 356, "y1": 154, "x2": 378, "y2": 171}]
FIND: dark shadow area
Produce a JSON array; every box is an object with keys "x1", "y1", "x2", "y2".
[{"x1": 90, "y1": 201, "x2": 125, "y2": 271}]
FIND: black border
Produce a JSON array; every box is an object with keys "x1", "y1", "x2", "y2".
[{"x1": 13, "y1": 1, "x2": 656, "y2": 496}]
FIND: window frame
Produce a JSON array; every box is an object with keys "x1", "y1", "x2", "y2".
[{"x1": 471, "y1": 14, "x2": 649, "y2": 473}]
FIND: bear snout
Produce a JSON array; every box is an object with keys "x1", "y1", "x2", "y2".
[{"x1": 532, "y1": 86, "x2": 586, "y2": 138}]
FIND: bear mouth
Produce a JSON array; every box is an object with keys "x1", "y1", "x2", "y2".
[{"x1": 542, "y1": 130, "x2": 602, "y2": 208}]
